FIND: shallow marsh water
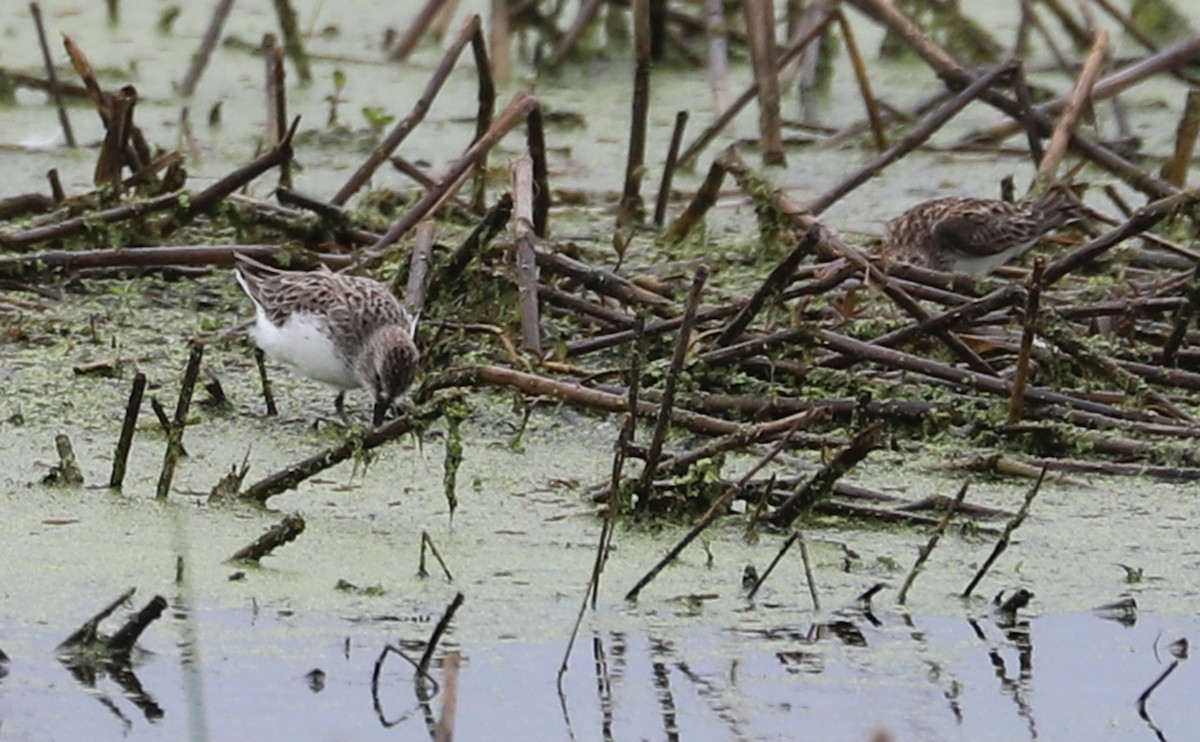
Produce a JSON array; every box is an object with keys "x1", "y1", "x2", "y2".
[{"x1": 2, "y1": 2, "x2": 1200, "y2": 740}]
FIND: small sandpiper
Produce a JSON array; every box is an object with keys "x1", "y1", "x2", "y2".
[
  {"x1": 884, "y1": 186, "x2": 1086, "y2": 275},
  {"x1": 233, "y1": 253, "x2": 420, "y2": 426}
]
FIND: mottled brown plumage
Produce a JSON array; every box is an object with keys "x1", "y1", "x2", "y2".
[
  {"x1": 884, "y1": 188, "x2": 1085, "y2": 275},
  {"x1": 234, "y1": 254, "x2": 419, "y2": 425}
]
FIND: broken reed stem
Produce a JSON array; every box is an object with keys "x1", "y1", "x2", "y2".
[
  {"x1": 512, "y1": 154, "x2": 543, "y2": 357},
  {"x1": 1162, "y1": 265, "x2": 1200, "y2": 367},
  {"x1": 253, "y1": 347, "x2": 278, "y2": 416},
  {"x1": 797, "y1": 531, "x2": 820, "y2": 611},
  {"x1": 897, "y1": 480, "x2": 969, "y2": 605},
  {"x1": 417, "y1": 592, "x2": 465, "y2": 678},
  {"x1": 227, "y1": 513, "x2": 306, "y2": 562},
  {"x1": 704, "y1": 0, "x2": 729, "y2": 110},
  {"x1": 104, "y1": 595, "x2": 167, "y2": 656},
  {"x1": 634, "y1": 266, "x2": 709, "y2": 503},
  {"x1": 746, "y1": 531, "x2": 797, "y2": 600},
  {"x1": 544, "y1": 0, "x2": 605, "y2": 68},
  {"x1": 765, "y1": 422, "x2": 883, "y2": 528},
  {"x1": 525, "y1": 105, "x2": 549, "y2": 237},
  {"x1": 678, "y1": 9, "x2": 834, "y2": 169},
  {"x1": 108, "y1": 371, "x2": 147, "y2": 488},
  {"x1": 743, "y1": 0, "x2": 785, "y2": 165},
  {"x1": 403, "y1": 220, "x2": 436, "y2": 319},
  {"x1": 625, "y1": 416, "x2": 805, "y2": 602},
  {"x1": 267, "y1": 42, "x2": 290, "y2": 189},
  {"x1": 156, "y1": 341, "x2": 204, "y2": 500},
  {"x1": 270, "y1": 0, "x2": 312, "y2": 85},
  {"x1": 470, "y1": 20, "x2": 496, "y2": 214},
  {"x1": 805, "y1": 60, "x2": 1016, "y2": 216},
  {"x1": 239, "y1": 397, "x2": 447, "y2": 502},
  {"x1": 653, "y1": 110, "x2": 689, "y2": 227},
  {"x1": 30, "y1": 3, "x2": 76, "y2": 147},
  {"x1": 488, "y1": 0, "x2": 511, "y2": 84},
  {"x1": 1162, "y1": 88, "x2": 1200, "y2": 188},
  {"x1": 1042, "y1": 187, "x2": 1200, "y2": 284},
  {"x1": 363, "y1": 91, "x2": 540, "y2": 262},
  {"x1": 438, "y1": 193, "x2": 513, "y2": 292},
  {"x1": 1008, "y1": 259, "x2": 1043, "y2": 424},
  {"x1": 163, "y1": 117, "x2": 299, "y2": 234},
  {"x1": 662, "y1": 157, "x2": 727, "y2": 244},
  {"x1": 333, "y1": 14, "x2": 483, "y2": 206},
  {"x1": 962, "y1": 467, "x2": 1047, "y2": 598},
  {"x1": 419, "y1": 531, "x2": 454, "y2": 580},
  {"x1": 389, "y1": 0, "x2": 446, "y2": 62},
  {"x1": 263, "y1": 35, "x2": 281, "y2": 149},
  {"x1": 834, "y1": 9, "x2": 887, "y2": 151},
  {"x1": 177, "y1": 0, "x2": 235, "y2": 97},
  {"x1": 1032, "y1": 30, "x2": 1110, "y2": 194},
  {"x1": 1012, "y1": 61, "x2": 1045, "y2": 167},
  {"x1": 618, "y1": 0, "x2": 652, "y2": 226},
  {"x1": 715, "y1": 224, "x2": 819, "y2": 346}
]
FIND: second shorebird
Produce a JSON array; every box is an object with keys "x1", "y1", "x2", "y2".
[
  {"x1": 233, "y1": 254, "x2": 419, "y2": 426},
  {"x1": 884, "y1": 187, "x2": 1085, "y2": 275}
]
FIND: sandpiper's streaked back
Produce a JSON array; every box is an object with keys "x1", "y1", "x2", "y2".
[
  {"x1": 233, "y1": 253, "x2": 419, "y2": 426},
  {"x1": 884, "y1": 187, "x2": 1085, "y2": 275}
]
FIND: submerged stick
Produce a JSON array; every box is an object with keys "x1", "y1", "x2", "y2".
[
  {"x1": 227, "y1": 513, "x2": 306, "y2": 562},
  {"x1": 156, "y1": 341, "x2": 204, "y2": 500},
  {"x1": 897, "y1": 480, "x2": 969, "y2": 605},
  {"x1": 746, "y1": 531, "x2": 798, "y2": 600},
  {"x1": 962, "y1": 467, "x2": 1046, "y2": 598},
  {"x1": 109, "y1": 371, "x2": 147, "y2": 488}
]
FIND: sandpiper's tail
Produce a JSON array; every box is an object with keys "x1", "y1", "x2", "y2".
[
  {"x1": 1033, "y1": 182, "x2": 1089, "y2": 231},
  {"x1": 232, "y1": 252, "x2": 274, "y2": 305}
]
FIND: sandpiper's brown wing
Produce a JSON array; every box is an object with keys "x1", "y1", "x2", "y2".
[{"x1": 930, "y1": 201, "x2": 1043, "y2": 259}]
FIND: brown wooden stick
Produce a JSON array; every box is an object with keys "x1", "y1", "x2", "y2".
[
  {"x1": 653, "y1": 110, "x2": 689, "y2": 227},
  {"x1": 677, "y1": 7, "x2": 834, "y2": 168},
  {"x1": 1008, "y1": 260, "x2": 1044, "y2": 424},
  {"x1": 271, "y1": 0, "x2": 312, "y2": 85},
  {"x1": 177, "y1": 0, "x2": 235, "y2": 97},
  {"x1": 108, "y1": 372, "x2": 146, "y2": 489},
  {"x1": 362, "y1": 92, "x2": 540, "y2": 263},
  {"x1": 962, "y1": 468, "x2": 1046, "y2": 598},
  {"x1": 389, "y1": 0, "x2": 446, "y2": 61},
  {"x1": 634, "y1": 266, "x2": 708, "y2": 502},
  {"x1": 156, "y1": 341, "x2": 204, "y2": 500},
  {"x1": 765, "y1": 422, "x2": 883, "y2": 528},
  {"x1": 618, "y1": 0, "x2": 652, "y2": 226},
  {"x1": 1031, "y1": 30, "x2": 1109, "y2": 194},
  {"x1": 897, "y1": 480, "x2": 969, "y2": 605},
  {"x1": 334, "y1": 15, "x2": 483, "y2": 206},
  {"x1": 743, "y1": 0, "x2": 785, "y2": 165},
  {"x1": 512, "y1": 154, "x2": 542, "y2": 357},
  {"x1": 834, "y1": 9, "x2": 886, "y2": 151},
  {"x1": 1162, "y1": 88, "x2": 1200, "y2": 189},
  {"x1": 715, "y1": 224, "x2": 819, "y2": 346},
  {"x1": 624, "y1": 416, "x2": 806, "y2": 602},
  {"x1": 30, "y1": 3, "x2": 75, "y2": 147},
  {"x1": 228, "y1": 513, "x2": 306, "y2": 563}
]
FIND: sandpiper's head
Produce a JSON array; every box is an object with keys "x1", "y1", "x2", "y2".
[{"x1": 357, "y1": 325, "x2": 420, "y2": 426}]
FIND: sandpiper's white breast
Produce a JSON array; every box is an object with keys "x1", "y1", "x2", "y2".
[{"x1": 251, "y1": 308, "x2": 359, "y2": 389}]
